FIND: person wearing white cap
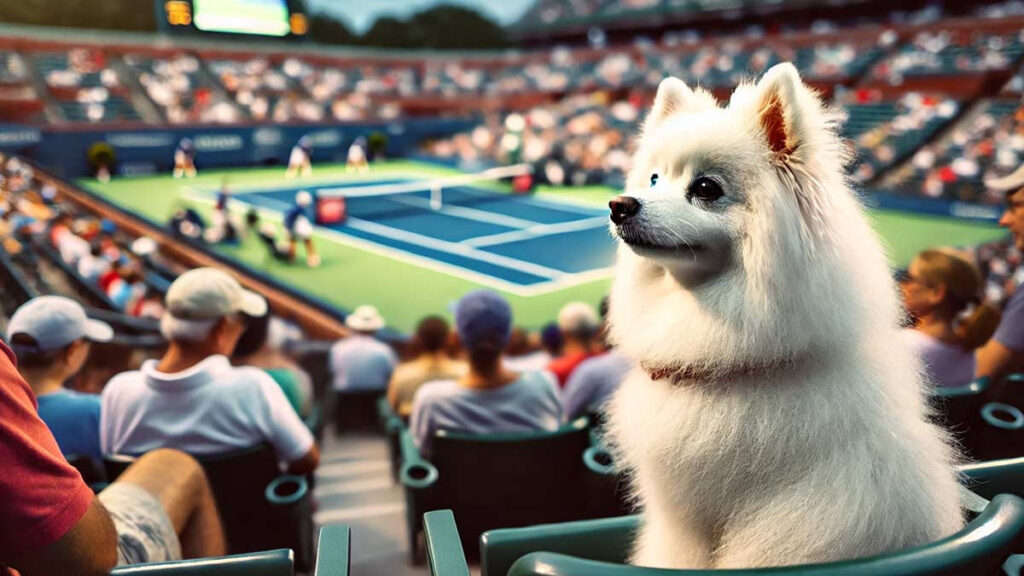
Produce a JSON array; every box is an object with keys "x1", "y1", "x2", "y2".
[
  {"x1": 7, "y1": 296, "x2": 113, "y2": 460},
  {"x1": 100, "y1": 267, "x2": 319, "y2": 475},
  {"x1": 976, "y1": 165, "x2": 1024, "y2": 380},
  {"x1": 329, "y1": 304, "x2": 398, "y2": 395},
  {"x1": 547, "y1": 301, "x2": 601, "y2": 387}
]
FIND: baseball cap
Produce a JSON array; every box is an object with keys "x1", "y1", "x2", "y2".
[
  {"x1": 557, "y1": 301, "x2": 599, "y2": 335},
  {"x1": 165, "y1": 267, "x2": 267, "y2": 320},
  {"x1": 6, "y1": 296, "x2": 113, "y2": 351},
  {"x1": 345, "y1": 305, "x2": 385, "y2": 332},
  {"x1": 984, "y1": 163, "x2": 1024, "y2": 194},
  {"x1": 455, "y1": 290, "x2": 512, "y2": 350}
]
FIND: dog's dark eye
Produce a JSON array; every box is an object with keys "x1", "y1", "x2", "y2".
[
  {"x1": 650, "y1": 173, "x2": 659, "y2": 187},
  {"x1": 688, "y1": 177, "x2": 724, "y2": 203}
]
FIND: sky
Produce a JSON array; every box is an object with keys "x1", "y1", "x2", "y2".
[{"x1": 306, "y1": 0, "x2": 538, "y2": 33}]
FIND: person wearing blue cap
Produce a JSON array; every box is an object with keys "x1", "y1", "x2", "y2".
[
  {"x1": 6, "y1": 296, "x2": 114, "y2": 460},
  {"x1": 409, "y1": 290, "x2": 564, "y2": 457}
]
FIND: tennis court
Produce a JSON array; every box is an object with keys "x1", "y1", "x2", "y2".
[
  {"x1": 80, "y1": 160, "x2": 1008, "y2": 332},
  {"x1": 228, "y1": 177, "x2": 616, "y2": 290}
]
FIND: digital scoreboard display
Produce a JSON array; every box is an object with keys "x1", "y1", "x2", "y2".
[{"x1": 158, "y1": 0, "x2": 308, "y2": 37}]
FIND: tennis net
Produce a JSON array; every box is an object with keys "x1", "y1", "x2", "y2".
[{"x1": 314, "y1": 164, "x2": 532, "y2": 221}]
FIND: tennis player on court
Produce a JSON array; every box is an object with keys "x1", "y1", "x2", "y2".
[
  {"x1": 173, "y1": 138, "x2": 197, "y2": 178},
  {"x1": 286, "y1": 136, "x2": 313, "y2": 178},
  {"x1": 346, "y1": 137, "x2": 369, "y2": 173},
  {"x1": 284, "y1": 191, "x2": 320, "y2": 268}
]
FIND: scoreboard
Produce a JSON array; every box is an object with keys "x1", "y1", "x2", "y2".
[{"x1": 157, "y1": 0, "x2": 308, "y2": 38}]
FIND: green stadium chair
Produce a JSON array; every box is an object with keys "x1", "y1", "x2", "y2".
[
  {"x1": 109, "y1": 549, "x2": 294, "y2": 576},
  {"x1": 976, "y1": 403, "x2": 1024, "y2": 461},
  {"x1": 961, "y1": 457, "x2": 1024, "y2": 501},
  {"x1": 108, "y1": 523, "x2": 351, "y2": 576},
  {"x1": 103, "y1": 444, "x2": 314, "y2": 572},
  {"x1": 399, "y1": 417, "x2": 619, "y2": 564},
  {"x1": 377, "y1": 395, "x2": 406, "y2": 483},
  {"x1": 333, "y1": 389, "x2": 386, "y2": 435},
  {"x1": 1001, "y1": 373, "x2": 1024, "y2": 412},
  {"x1": 421, "y1": 491, "x2": 1024, "y2": 576},
  {"x1": 932, "y1": 377, "x2": 990, "y2": 458}
]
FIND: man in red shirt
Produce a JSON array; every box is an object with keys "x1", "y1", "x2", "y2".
[
  {"x1": 0, "y1": 339, "x2": 225, "y2": 575},
  {"x1": 547, "y1": 301, "x2": 601, "y2": 387}
]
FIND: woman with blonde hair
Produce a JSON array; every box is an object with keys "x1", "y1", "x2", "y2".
[{"x1": 900, "y1": 249, "x2": 1002, "y2": 387}]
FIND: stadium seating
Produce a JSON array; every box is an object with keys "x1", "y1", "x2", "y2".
[
  {"x1": 333, "y1": 389, "x2": 387, "y2": 435},
  {"x1": 423, "y1": 488, "x2": 1024, "y2": 576},
  {"x1": 109, "y1": 524, "x2": 351, "y2": 576},
  {"x1": 104, "y1": 444, "x2": 315, "y2": 572},
  {"x1": 398, "y1": 416, "x2": 620, "y2": 563}
]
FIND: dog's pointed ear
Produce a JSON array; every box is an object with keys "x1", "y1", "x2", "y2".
[
  {"x1": 754, "y1": 63, "x2": 807, "y2": 159},
  {"x1": 646, "y1": 77, "x2": 708, "y2": 131}
]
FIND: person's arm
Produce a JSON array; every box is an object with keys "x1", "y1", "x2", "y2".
[
  {"x1": 253, "y1": 371, "x2": 319, "y2": 474},
  {"x1": 975, "y1": 338, "x2": 1024, "y2": 380},
  {"x1": 286, "y1": 443, "x2": 320, "y2": 476},
  {"x1": 976, "y1": 290, "x2": 1024, "y2": 380},
  {"x1": 7, "y1": 497, "x2": 118, "y2": 576}
]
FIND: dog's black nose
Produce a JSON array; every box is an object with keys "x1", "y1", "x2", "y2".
[{"x1": 609, "y1": 196, "x2": 640, "y2": 225}]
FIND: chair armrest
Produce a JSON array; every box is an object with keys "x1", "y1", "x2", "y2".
[
  {"x1": 313, "y1": 524, "x2": 351, "y2": 576},
  {"x1": 265, "y1": 474, "x2": 309, "y2": 506},
  {"x1": 399, "y1": 428, "x2": 438, "y2": 489},
  {"x1": 481, "y1": 515, "x2": 640, "y2": 576},
  {"x1": 425, "y1": 510, "x2": 471, "y2": 576},
  {"x1": 960, "y1": 457, "x2": 1024, "y2": 500},
  {"x1": 583, "y1": 429, "x2": 616, "y2": 476},
  {"x1": 934, "y1": 377, "x2": 989, "y2": 398},
  {"x1": 111, "y1": 549, "x2": 293, "y2": 576}
]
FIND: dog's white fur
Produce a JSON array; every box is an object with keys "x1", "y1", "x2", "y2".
[{"x1": 606, "y1": 63, "x2": 963, "y2": 569}]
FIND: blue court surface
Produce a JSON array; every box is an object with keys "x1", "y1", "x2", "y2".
[{"x1": 227, "y1": 179, "x2": 617, "y2": 291}]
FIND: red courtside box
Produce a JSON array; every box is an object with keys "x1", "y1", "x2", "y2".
[{"x1": 317, "y1": 195, "x2": 347, "y2": 225}]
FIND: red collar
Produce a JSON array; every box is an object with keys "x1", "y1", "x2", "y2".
[{"x1": 642, "y1": 355, "x2": 807, "y2": 385}]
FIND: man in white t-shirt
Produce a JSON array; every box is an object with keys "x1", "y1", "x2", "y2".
[{"x1": 100, "y1": 268, "x2": 319, "y2": 474}]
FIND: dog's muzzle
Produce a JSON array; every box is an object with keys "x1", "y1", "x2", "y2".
[{"x1": 609, "y1": 195, "x2": 640, "y2": 225}]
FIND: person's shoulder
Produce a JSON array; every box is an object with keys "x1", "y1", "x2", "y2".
[
  {"x1": 60, "y1": 389, "x2": 102, "y2": 409},
  {"x1": 102, "y1": 369, "x2": 145, "y2": 396},
  {"x1": 518, "y1": 370, "x2": 559, "y2": 393},
  {"x1": 224, "y1": 365, "x2": 279, "y2": 391},
  {"x1": 1005, "y1": 286, "x2": 1024, "y2": 314},
  {"x1": 415, "y1": 379, "x2": 459, "y2": 402}
]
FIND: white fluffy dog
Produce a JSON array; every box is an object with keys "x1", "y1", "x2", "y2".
[{"x1": 605, "y1": 63, "x2": 963, "y2": 569}]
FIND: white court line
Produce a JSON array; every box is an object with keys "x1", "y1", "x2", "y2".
[
  {"x1": 344, "y1": 217, "x2": 567, "y2": 280},
  {"x1": 314, "y1": 503, "x2": 404, "y2": 524},
  {"x1": 389, "y1": 194, "x2": 540, "y2": 229},
  {"x1": 184, "y1": 190, "x2": 614, "y2": 296},
  {"x1": 314, "y1": 477, "x2": 394, "y2": 497},
  {"x1": 463, "y1": 216, "x2": 610, "y2": 247},
  {"x1": 317, "y1": 459, "x2": 390, "y2": 479}
]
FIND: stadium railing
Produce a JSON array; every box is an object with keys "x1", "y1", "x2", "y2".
[
  {"x1": 423, "y1": 482, "x2": 1024, "y2": 576},
  {"x1": 108, "y1": 524, "x2": 351, "y2": 576},
  {"x1": 398, "y1": 417, "x2": 621, "y2": 564},
  {"x1": 104, "y1": 443, "x2": 315, "y2": 572}
]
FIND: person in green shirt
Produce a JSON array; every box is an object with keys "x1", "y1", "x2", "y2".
[{"x1": 231, "y1": 311, "x2": 312, "y2": 417}]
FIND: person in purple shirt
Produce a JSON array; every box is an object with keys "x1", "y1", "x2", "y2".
[
  {"x1": 562, "y1": 350, "x2": 631, "y2": 419},
  {"x1": 977, "y1": 165, "x2": 1024, "y2": 380},
  {"x1": 900, "y1": 250, "x2": 1000, "y2": 388},
  {"x1": 410, "y1": 291, "x2": 563, "y2": 457}
]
